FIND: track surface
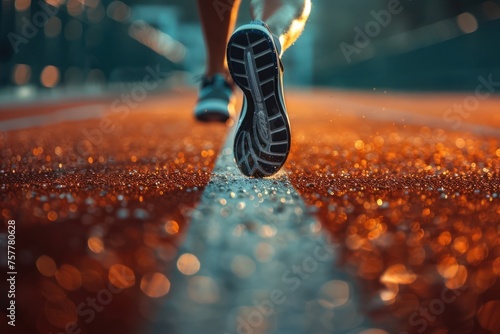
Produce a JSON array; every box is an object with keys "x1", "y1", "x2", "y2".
[{"x1": 0, "y1": 89, "x2": 499, "y2": 334}]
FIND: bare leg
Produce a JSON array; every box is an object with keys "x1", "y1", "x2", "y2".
[
  {"x1": 250, "y1": 0, "x2": 311, "y2": 53},
  {"x1": 197, "y1": 0, "x2": 241, "y2": 80}
]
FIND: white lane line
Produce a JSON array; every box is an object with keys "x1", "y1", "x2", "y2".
[
  {"x1": 156, "y1": 127, "x2": 375, "y2": 334},
  {"x1": 325, "y1": 98, "x2": 500, "y2": 138},
  {"x1": 0, "y1": 105, "x2": 107, "y2": 131}
]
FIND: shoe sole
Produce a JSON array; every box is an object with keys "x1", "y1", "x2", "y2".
[{"x1": 227, "y1": 25, "x2": 291, "y2": 178}]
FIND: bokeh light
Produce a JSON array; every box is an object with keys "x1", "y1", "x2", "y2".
[
  {"x1": 12, "y1": 64, "x2": 31, "y2": 85},
  {"x1": 187, "y1": 276, "x2": 219, "y2": 304},
  {"x1": 66, "y1": 0, "x2": 83, "y2": 17},
  {"x1": 87, "y1": 4, "x2": 105, "y2": 23},
  {"x1": 40, "y1": 65, "x2": 60, "y2": 88},
  {"x1": 457, "y1": 12, "x2": 478, "y2": 34},
  {"x1": 140, "y1": 272, "x2": 171, "y2": 298},
  {"x1": 87, "y1": 68, "x2": 106, "y2": 84},
  {"x1": 177, "y1": 253, "x2": 201, "y2": 276},
  {"x1": 44, "y1": 16, "x2": 62, "y2": 38},
  {"x1": 108, "y1": 264, "x2": 135, "y2": 289},
  {"x1": 106, "y1": 1, "x2": 130, "y2": 22},
  {"x1": 318, "y1": 280, "x2": 350, "y2": 308},
  {"x1": 55, "y1": 264, "x2": 82, "y2": 291},
  {"x1": 15, "y1": 0, "x2": 31, "y2": 11},
  {"x1": 88, "y1": 236, "x2": 104, "y2": 253},
  {"x1": 230, "y1": 255, "x2": 256, "y2": 278},
  {"x1": 45, "y1": 0, "x2": 65, "y2": 7},
  {"x1": 164, "y1": 220, "x2": 179, "y2": 235},
  {"x1": 482, "y1": 1, "x2": 500, "y2": 20},
  {"x1": 36, "y1": 255, "x2": 57, "y2": 277}
]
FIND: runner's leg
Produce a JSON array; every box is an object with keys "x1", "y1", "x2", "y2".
[
  {"x1": 250, "y1": 0, "x2": 311, "y2": 53},
  {"x1": 197, "y1": 0, "x2": 242, "y2": 79}
]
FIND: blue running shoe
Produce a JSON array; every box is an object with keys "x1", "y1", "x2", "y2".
[{"x1": 194, "y1": 74, "x2": 235, "y2": 122}]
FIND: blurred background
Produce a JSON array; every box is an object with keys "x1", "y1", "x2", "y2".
[
  {"x1": 1, "y1": 2, "x2": 500, "y2": 334},
  {"x1": 1, "y1": 0, "x2": 500, "y2": 103}
]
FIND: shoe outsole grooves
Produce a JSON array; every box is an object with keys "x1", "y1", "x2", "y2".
[{"x1": 227, "y1": 26, "x2": 291, "y2": 178}]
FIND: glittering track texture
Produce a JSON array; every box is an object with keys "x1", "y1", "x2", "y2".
[{"x1": 1, "y1": 90, "x2": 499, "y2": 334}]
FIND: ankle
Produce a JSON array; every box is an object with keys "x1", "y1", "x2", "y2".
[{"x1": 205, "y1": 70, "x2": 233, "y2": 84}]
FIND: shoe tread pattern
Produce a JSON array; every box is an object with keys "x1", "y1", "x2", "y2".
[{"x1": 227, "y1": 28, "x2": 291, "y2": 177}]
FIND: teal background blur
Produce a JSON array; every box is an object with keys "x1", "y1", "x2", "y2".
[{"x1": 1, "y1": 0, "x2": 499, "y2": 94}]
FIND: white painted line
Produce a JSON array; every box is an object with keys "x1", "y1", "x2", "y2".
[
  {"x1": 333, "y1": 99, "x2": 500, "y2": 138},
  {"x1": 156, "y1": 127, "x2": 374, "y2": 334},
  {"x1": 0, "y1": 105, "x2": 107, "y2": 131}
]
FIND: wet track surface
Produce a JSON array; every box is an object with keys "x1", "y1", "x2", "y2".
[{"x1": 0, "y1": 90, "x2": 499, "y2": 334}]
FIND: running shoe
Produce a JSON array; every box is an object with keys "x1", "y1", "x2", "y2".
[
  {"x1": 194, "y1": 74, "x2": 235, "y2": 122},
  {"x1": 227, "y1": 20, "x2": 290, "y2": 178}
]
